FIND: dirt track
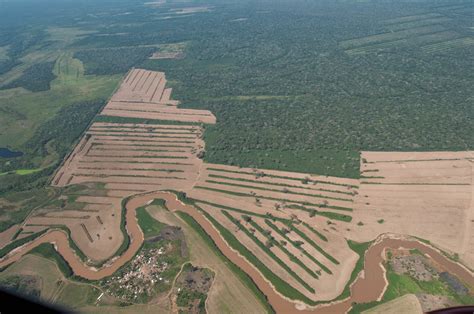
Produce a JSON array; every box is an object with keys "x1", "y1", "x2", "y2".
[{"x1": 1, "y1": 192, "x2": 471, "y2": 313}]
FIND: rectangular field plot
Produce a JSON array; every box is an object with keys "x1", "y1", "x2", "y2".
[
  {"x1": 350, "y1": 151, "x2": 474, "y2": 268},
  {"x1": 51, "y1": 122, "x2": 205, "y2": 191},
  {"x1": 101, "y1": 68, "x2": 216, "y2": 123}
]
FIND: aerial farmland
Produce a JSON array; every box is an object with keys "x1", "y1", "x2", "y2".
[{"x1": 0, "y1": 0, "x2": 473, "y2": 313}]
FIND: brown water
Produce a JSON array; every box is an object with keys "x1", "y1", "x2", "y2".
[{"x1": 1, "y1": 191, "x2": 472, "y2": 313}]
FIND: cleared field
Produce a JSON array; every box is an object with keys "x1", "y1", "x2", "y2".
[
  {"x1": 350, "y1": 151, "x2": 474, "y2": 269},
  {"x1": 100, "y1": 68, "x2": 216, "y2": 123},
  {"x1": 20, "y1": 121, "x2": 206, "y2": 261},
  {"x1": 9, "y1": 70, "x2": 213, "y2": 262}
]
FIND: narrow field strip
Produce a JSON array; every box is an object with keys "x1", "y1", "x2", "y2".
[
  {"x1": 206, "y1": 167, "x2": 358, "y2": 188},
  {"x1": 86, "y1": 132, "x2": 197, "y2": 139},
  {"x1": 195, "y1": 200, "x2": 291, "y2": 223},
  {"x1": 265, "y1": 220, "x2": 331, "y2": 274},
  {"x1": 92, "y1": 147, "x2": 188, "y2": 153},
  {"x1": 194, "y1": 186, "x2": 353, "y2": 212},
  {"x1": 89, "y1": 128, "x2": 198, "y2": 135},
  {"x1": 86, "y1": 154, "x2": 189, "y2": 159},
  {"x1": 221, "y1": 210, "x2": 315, "y2": 293},
  {"x1": 91, "y1": 122, "x2": 198, "y2": 130},
  {"x1": 364, "y1": 158, "x2": 466, "y2": 164},
  {"x1": 77, "y1": 161, "x2": 194, "y2": 169},
  {"x1": 204, "y1": 179, "x2": 353, "y2": 202},
  {"x1": 79, "y1": 157, "x2": 194, "y2": 164},
  {"x1": 207, "y1": 174, "x2": 354, "y2": 196},
  {"x1": 102, "y1": 108, "x2": 213, "y2": 117},
  {"x1": 92, "y1": 142, "x2": 195, "y2": 148},
  {"x1": 77, "y1": 166, "x2": 184, "y2": 172},
  {"x1": 285, "y1": 204, "x2": 352, "y2": 222},
  {"x1": 92, "y1": 137, "x2": 195, "y2": 144},
  {"x1": 72, "y1": 173, "x2": 186, "y2": 180}
]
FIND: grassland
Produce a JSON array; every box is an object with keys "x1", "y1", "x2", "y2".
[{"x1": 0, "y1": 253, "x2": 100, "y2": 308}]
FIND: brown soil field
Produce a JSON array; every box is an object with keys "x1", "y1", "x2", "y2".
[
  {"x1": 101, "y1": 68, "x2": 216, "y2": 123},
  {"x1": 351, "y1": 151, "x2": 474, "y2": 269}
]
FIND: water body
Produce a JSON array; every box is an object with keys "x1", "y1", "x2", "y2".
[{"x1": 0, "y1": 147, "x2": 23, "y2": 158}]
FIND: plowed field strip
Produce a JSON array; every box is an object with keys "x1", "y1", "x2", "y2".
[
  {"x1": 89, "y1": 128, "x2": 197, "y2": 135},
  {"x1": 102, "y1": 108, "x2": 214, "y2": 117},
  {"x1": 87, "y1": 150, "x2": 191, "y2": 157},
  {"x1": 206, "y1": 174, "x2": 354, "y2": 195},
  {"x1": 92, "y1": 137, "x2": 195, "y2": 143},
  {"x1": 79, "y1": 157, "x2": 194, "y2": 164},
  {"x1": 77, "y1": 166, "x2": 184, "y2": 172},
  {"x1": 77, "y1": 161, "x2": 193, "y2": 169},
  {"x1": 87, "y1": 132, "x2": 196, "y2": 139},
  {"x1": 195, "y1": 201, "x2": 291, "y2": 223},
  {"x1": 89, "y1": 129, "x2": 198, "y2": 136},
  {"x1": 93, "y1": 142, "x2": 194, "y2": 148},
  {"x1": 73, "y1": 173, "x2": 186, "y2": 180},
  {"x1": 91, "y1": 122, "x2": 198, "y2": 129},
  {"x1": 194, "y1": 185, "x2": 353, "y2": 212},
  {"x1": 86, "y1": 154, "x2": 188, "y2": 159},
  {"x1": 203, "y1": 179, "x2": 353, "y2": 202},
  {"x1": 206, "y1": 167, "x2": 358, "y2": 188},
  {"x1": 92, "y1": 147, "x2": 188, "y2": 153}
]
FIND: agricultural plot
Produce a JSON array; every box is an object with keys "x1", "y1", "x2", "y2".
[
  {"x1": 185, "y1": 163, "x2": 360, "y2": 301},
  {"x1": 350, "y1": 151, "x2": 474, "y2": 269},
  {"x1": 12, "y1": 70, "x2": 211, "y2": 262},
  {"x1": 101, "y1": 68, "x2": 216, "y2": 123}
]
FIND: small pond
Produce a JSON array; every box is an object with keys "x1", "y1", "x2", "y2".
[{"x1": 0, "y1": 147, "x2": 24, "y2": 158}]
